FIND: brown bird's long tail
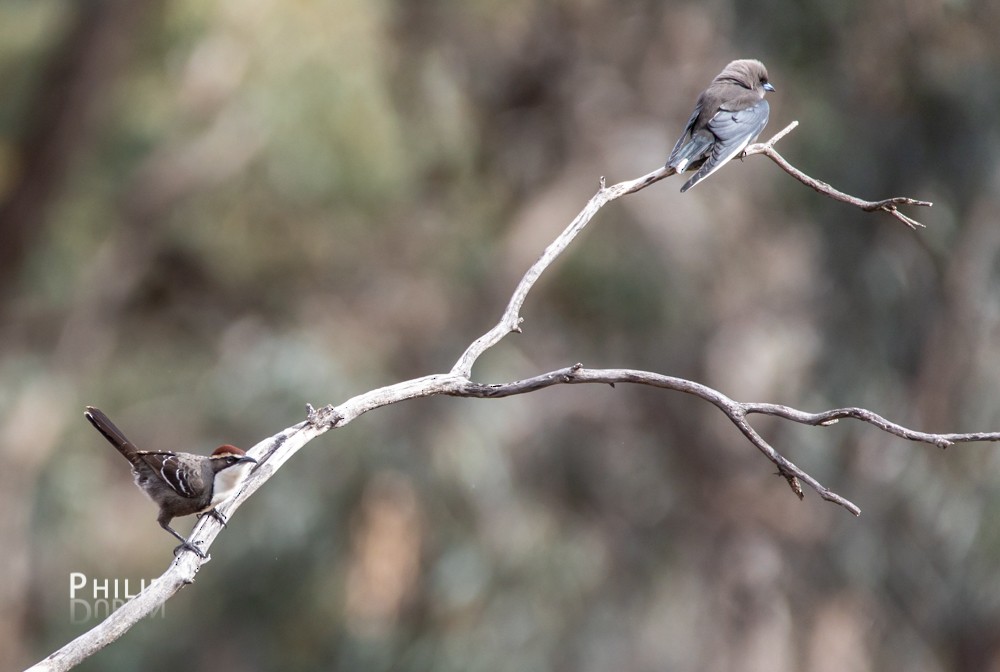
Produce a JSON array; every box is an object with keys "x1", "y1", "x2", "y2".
[{"x1": 84, "y1": 406, "x2": 141, "y2": 465}]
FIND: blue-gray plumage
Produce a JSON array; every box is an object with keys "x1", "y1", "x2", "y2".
[{"x1": 666, "y1": 59, "x2": 775, "y2": 192}]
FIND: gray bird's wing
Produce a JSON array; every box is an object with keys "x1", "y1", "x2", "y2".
[
  {"x1": 680, "y1": 99, "x2": 769, "y2": 192},
  {"x1": 666, "y1": 104, "x2": 711, "y2": 172}
]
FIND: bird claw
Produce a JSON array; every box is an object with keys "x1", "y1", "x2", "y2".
[
  {"x1": 173, "y1": 540, "x2": 208, "y2": 559},
  {"x1": 199, "y1": 509, "x2": 228, "y2": 527}
]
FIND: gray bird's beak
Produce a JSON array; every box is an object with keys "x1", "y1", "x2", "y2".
[
  {"x1": 763, "y1": 82, "x2": 775, "y2": 92},
  {"x1": 239, "y1": 455, "x2": 258, "y2": 465}
]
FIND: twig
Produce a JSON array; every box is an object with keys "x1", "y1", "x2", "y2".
[
  {"x1": 448, "y1": 365, "x2": 1000, "y2": 516},
  {"x1": 449, "y1": 171, "x2": 669, "y2": 377},
  {"x1": 744, "y1": 121, "x2": 933, "y2": 230}
]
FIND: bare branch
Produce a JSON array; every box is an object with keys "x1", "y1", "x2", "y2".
[
  {"x1": 448, "y1": 366, "x2": 1000, "y2": 515},
  {"x1": 744, "y1": 121, "x2": 933, "y2": 230},
  {"x1": 449, "y1": 170, "x2": 670, "y2": 377},
  {"x1": 29, "y1": 122, "x2": 950, "y2": 670},
  {"x1": 452, "y1": 121, "x2": 931, "y2": 380}
]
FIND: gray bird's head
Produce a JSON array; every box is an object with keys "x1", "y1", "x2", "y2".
[{"x1": 715, "y1": 59, "x2": 775, "y2": 95}]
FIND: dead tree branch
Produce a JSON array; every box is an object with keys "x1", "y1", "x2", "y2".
[
  {"x1": 27, "y1": 123, "x2": 960, "y2": 671},
  {"x1": 744, "y1": 121, "x2": 933, "y2": 230}
]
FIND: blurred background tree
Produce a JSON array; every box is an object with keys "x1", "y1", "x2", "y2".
[{"x1": 3, "y1": 0, "x2": 1000, "y2": 670}]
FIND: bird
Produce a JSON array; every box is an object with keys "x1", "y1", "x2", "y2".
[
  {"x1": 84, "y1": 406, "x2": 257, "y2": 558},
  {"x1": 666, "y1": 59, "x2": 775, "y2": 192}
]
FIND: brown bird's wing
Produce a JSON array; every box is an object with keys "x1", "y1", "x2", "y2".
[{"x1": 134, "y1": 451, "x2": 204, "y2": 499}]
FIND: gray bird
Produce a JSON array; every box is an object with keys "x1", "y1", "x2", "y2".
[{"x1": 666, "y1": 59, "x2": 775, "y2": 192}]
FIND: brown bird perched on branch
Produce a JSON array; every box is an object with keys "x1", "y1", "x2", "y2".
[
  {"x1": 666, "y1": 59, "x2": 775, "y2": 192},
  {"x1": 84, "y1": 406, "x2": 257, "y2": 558}
]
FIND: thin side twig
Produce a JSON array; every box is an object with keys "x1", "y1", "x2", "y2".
[
  {"x1": 744, "y1": 121, "x2": 933, "y2": 230},
  {"x1": 449, "y1": 365, "x2": 1000, "y2": 516}
]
